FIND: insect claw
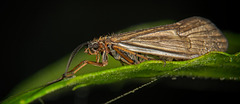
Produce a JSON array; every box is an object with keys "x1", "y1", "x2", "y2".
[{"x1": 62, "y1": 73, "x2": 66, "y2": 78}]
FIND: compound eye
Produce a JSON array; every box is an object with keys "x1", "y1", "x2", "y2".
[{"x1": 92, "y1": 43, "x2": 99, "y2": 50}]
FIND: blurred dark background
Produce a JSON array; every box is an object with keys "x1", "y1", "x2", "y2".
[{"x1": 1, "y1": 0, "x2": 240, "y2": 104}]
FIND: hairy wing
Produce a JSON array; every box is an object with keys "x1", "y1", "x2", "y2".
[{"x1": 111, "y1": 17, "x2": 228, "y2": 59}]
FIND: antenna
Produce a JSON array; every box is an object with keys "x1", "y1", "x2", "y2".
[{"x1": 64, "y1": 42, "x2": 88, "y2": 76}]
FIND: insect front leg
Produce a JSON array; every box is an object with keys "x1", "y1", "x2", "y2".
[
  {"x1": 63, "y1": 51, "x2": 109, "y2": 78},
  {"x1": 96, "y1": 52, "x2": 100, "y2": 63}
]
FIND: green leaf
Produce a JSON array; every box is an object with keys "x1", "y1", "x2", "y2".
[
  {"x1": 2, "y1": 20, "x2": 240, "y2": 104},
  {"x1": 2, "y1": 52, "x2": 240, "y2": 104}
]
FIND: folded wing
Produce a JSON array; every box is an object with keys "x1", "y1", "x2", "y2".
[{"x1": 111, "y1": 17, "x2": 228, "y2": 59}]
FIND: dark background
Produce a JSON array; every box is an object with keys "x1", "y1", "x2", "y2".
[{"x1": 1, "y1": 0, "x2": 240, "y2": 104}]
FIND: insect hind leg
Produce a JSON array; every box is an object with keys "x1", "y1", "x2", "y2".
[{"x1": 112, "y1": 45, "x2": 151, "y2": 64}]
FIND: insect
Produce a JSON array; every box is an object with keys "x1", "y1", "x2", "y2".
[{"x1": 55, "y1": 16, "x2": 228, "y2": 81}]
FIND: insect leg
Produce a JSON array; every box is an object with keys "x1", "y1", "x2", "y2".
[
  {"x1": 96, "y1": 52, "x2": 100, "y2": 63},
  {"x1": 112, "y1": 45, "x2": 151, "y2": 64},
  {"x1": 64, "y1": 51, "x2": 108, "y2": 78},
  {"x1": 120, "y1": 61, "x2": 125, "y2": 66},
  {"x1": 112, "y1": 46, "x2": 135, "y2": 64}
]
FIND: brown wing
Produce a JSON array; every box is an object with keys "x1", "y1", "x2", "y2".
[{"x1": 110, "y1": 16, "x2": 228, "y2": 59}]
